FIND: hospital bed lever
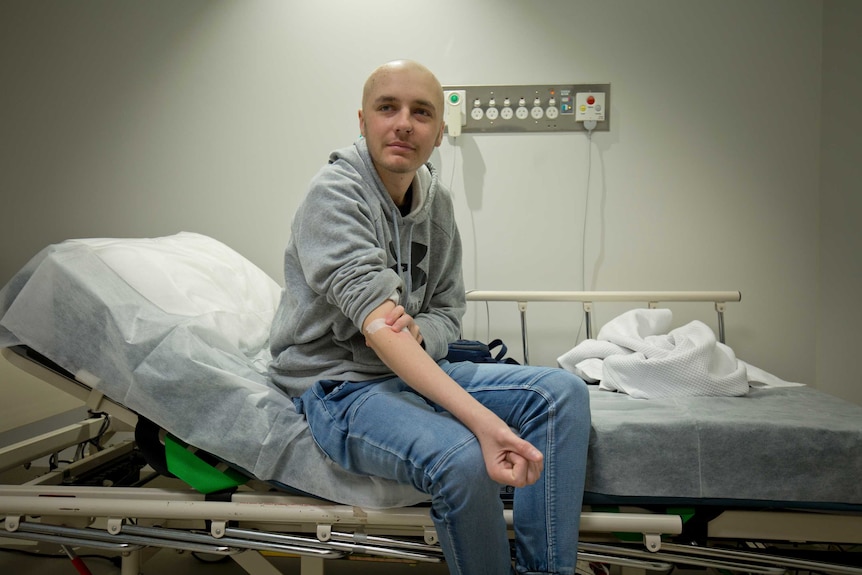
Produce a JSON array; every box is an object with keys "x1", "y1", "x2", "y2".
[
  {"x1": 519, "y1": 301, "x2": 530, "y2": 365},
  {"x1": 583, "y1": 302, "x2": 594, "y2": 341}
]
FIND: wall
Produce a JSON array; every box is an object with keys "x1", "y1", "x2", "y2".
[
  {"x1": 818, "y1": 0, "x2": 862, "y2": 404},
  {"x1": 1, "y1": 1, "x2": 848, "y2": 409}
]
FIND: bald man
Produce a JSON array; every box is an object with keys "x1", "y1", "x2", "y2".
[{"x1": 270, "y1": 60, "x2": 591, "y2": 575}]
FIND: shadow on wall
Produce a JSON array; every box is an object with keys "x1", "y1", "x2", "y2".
[{"x1": 458, "y1": 135, "x2": 488, "y2": 213}]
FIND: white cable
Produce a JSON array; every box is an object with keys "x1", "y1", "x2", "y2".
[
  {"x1": 448, "y1": 137, "x2": 458, "y2": 191},
  {"x1": 581, "y1": 128, "x2": 593, "y2": 293},
  {"x1": 574, "y1": 128, "x2": 594, "y2": 343}
]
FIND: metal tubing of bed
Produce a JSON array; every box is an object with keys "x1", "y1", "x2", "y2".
[
  {"x1": 578, "y1": 542, "x2": 786, "y2": 575},
  {"x1": 222, "y1": 527, "x2": 442, "y2": 563},
  {"x1": 0, "y1": 418, "x2": 109, "y2": 473},
  {"x1": 576, "y1": 551, "x2": 673, "y2": 573},
  {"x1": 122, "y1": 524, "x2": 345, "y2": 560},
  {"x1": 0, "y1": 525, "x2": 142, "y2": 552},
  {"x1": 0, "y1": 492, "x2": 431, "y2": 528},
  {"x1": 0, "y1": 486, "x2": 683, "y2": 538},
  {"x1": 465, "y1": 291, "x2": 742, "y2": 303},
  {"x1": 329, "y1": 530, "x2": 443, "y2": 555},
  {"x1": 12, "y1": 521, "x2": 236, "y2": 555},
  {"x1": 659, "y1": 542, "x2": 862, "y2": 575},
  {"x1": 1, "y1": 347, "x2": 138, "y2": 429},
  {"x1": 501, "y1": 508, "x2": 681, "y2": 538},
  {"x1": 465, "y1": 291, "x2": 741, "y2": 358}
]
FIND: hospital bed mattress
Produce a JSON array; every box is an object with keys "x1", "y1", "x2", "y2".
[
  {"x1": 584, "y1": 384, "x2": 862, "y2": 509},
  {"x1": 2, "y1": 232, "x2": 862, "y2": 513}
]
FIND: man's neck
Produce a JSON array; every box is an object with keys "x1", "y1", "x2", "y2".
[
  {"x1": 376, "y1": 167, "x2": 415, "y2": 208},
  {"x1": 398, "y1": 185, "x2": 414, "y2": 217}
]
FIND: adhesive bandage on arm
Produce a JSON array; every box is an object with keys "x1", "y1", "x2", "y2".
[
  {"x1": 365, "y1": 317, "x2": 389, "y2": 335},
  {"x1": 365, "y1": 317, "x2": 411, "y2": 335}
]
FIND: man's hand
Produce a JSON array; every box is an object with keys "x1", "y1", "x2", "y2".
[
  {"x1": 384, "y1": 305, "x2": 423, "y2": 347},
  {"x1": 478, "y1": 422, "x2": 544, "y2": 488}
]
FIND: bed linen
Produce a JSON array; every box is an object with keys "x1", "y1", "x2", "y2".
[{"x1": 585, "y1": 384, "x2": 862, "y2": 507}]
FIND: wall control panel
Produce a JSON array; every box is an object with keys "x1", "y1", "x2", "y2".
[
  {"x1": 441, "y1": 83, "x2": 610, "y2": 134},
  {"x1": 575, "y1": 91, "x2": 606, "y2": 122}
]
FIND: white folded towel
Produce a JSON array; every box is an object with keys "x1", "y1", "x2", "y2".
[{"x1": 558, "y1": 308, "x2": 751, "y2": 398}]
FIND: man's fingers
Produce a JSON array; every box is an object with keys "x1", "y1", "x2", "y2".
[
  {"x1": 383, "y1": 306, "x2": 423, "y2": 344},
  {"x1": 500, "y1": 450, "x2": 543, "y2": 488},
  {"x1": 385, "y1": 305, "x2": 406, "y2": 325}
]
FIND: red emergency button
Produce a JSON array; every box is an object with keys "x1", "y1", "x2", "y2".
[{"x1": 587, "y1": 95, "x2": 595, "y2": 105}]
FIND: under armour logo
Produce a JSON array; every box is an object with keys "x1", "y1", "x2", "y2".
[{"x1": 389, "y1": 241, "x2": 428, "y2": 292}]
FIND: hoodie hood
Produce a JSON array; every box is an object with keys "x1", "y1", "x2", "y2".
[{"x1": 329, "y1": 138, "x2": 437, "y2": 226}]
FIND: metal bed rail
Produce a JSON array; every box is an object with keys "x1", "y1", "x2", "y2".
[
  {"x1": 0, "y1": 485, "x2": 682, "y2": 541},
  {"x1": 465, "y1": 290, "x2": 742, "y2": 365},
  {"x1": 5, "y1": 485, "x2": 861, "y2": 575},
  {"x1": 0, "y1": 483, "x2": 682, "y2": 574}
]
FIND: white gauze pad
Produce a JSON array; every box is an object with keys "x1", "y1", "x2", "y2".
[
  {"x1": 365, "y1": 318, "x2": 388, "y2": 334},
  {"x1": 365, "y1": 318, "x2": 410, "y2": 335}
]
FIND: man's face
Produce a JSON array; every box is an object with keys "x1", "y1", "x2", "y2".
[{"x1": 359, "y1": 64, "x2": 445, "y2": 181}]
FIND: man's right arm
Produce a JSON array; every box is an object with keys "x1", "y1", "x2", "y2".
[{"x1": 362, "y1": 301, "x2": 544, "y2": 488}]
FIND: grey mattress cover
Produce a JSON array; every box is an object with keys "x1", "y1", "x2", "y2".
[{"x1": 585, "y1": 385, "x2": 862, "y2": 505}]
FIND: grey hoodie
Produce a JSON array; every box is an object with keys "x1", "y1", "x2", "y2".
[{"x1": 269, "y1": 139, "x2": 465, "y2": 397}]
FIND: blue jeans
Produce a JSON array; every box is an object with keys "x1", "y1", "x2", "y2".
[{"x1": 296, "y1": 361, "x2": 591, "y2": 575}]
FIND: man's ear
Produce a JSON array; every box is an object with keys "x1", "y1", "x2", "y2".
[
  {"x1": 358, "y1": 109, "x2": 366, "y2": 137},
  {"x1": 435, "y1": 121, "x2": 445, "y2": 147}
]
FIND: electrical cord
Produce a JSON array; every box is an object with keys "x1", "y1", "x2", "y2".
[
  {"x1": 47, "y1": 412, "x2": 112, "y2": 471},
  {"x1": 582, "y1": 125, "x2": 594, "y2": 293},
  {"x1": 574, "y1": 124, "x2": 595, "y2": 344},
  {"x1": 0, "y1": 545, "x2": 121, "y2": 568}
]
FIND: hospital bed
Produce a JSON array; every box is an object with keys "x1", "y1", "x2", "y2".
[{"x1": 1, "y1": 233, "x2": 861, "y2": 575}]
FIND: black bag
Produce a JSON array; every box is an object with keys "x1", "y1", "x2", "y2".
[{"x1": 445, "y1": 338, "x2": 519, "y2": 364}]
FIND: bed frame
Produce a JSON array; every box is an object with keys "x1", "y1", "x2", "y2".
[{"x1": 2, "y1": 291, "x2": 861, "y2": 575}]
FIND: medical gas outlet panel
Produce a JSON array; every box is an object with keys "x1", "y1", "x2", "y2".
[{"x1": 442, "y1": 83, "x2": 610, "y2": 134}]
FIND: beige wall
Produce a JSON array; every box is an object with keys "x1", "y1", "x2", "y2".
[
  {"x1": 1, "y1": 0, "x2": 856, "y2": 409},
  {"x1": 818, "y1": 0, "x2": 862, "y2": 404}
]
